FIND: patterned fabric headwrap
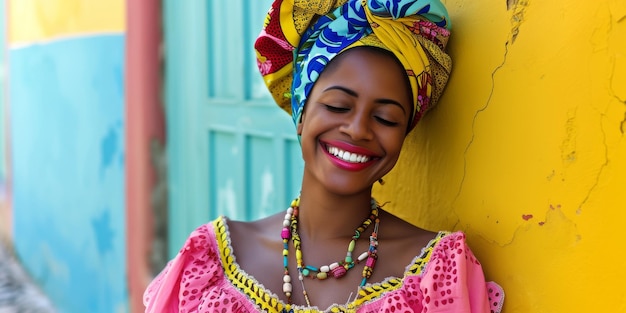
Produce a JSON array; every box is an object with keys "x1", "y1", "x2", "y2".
[{"x1": 255, "y1": 0, "x2": 451, "y2": 131}]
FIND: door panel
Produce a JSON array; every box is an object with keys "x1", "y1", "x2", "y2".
[{"x1": 165, "y1": 0, "x2": 304, "y2": 255}]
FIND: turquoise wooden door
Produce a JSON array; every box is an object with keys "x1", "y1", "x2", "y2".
[{"x1": 164, "y1": 0, "x2": 304, "y2": 255}]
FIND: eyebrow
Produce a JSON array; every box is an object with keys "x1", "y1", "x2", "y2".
[{"x1": 323, "y1": 85, "x2": 407, "y2": 114}]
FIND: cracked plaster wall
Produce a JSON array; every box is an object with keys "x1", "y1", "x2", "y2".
[{"x1": 373, "y1": 0, "x2": 626, "y2": 312}]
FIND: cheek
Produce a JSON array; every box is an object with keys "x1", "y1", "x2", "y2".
[
  {"x1": 388, "y1": 130, "x2": 407, "y2": 151},
  {"x1": 386, "y1": 135, "x2": 407, "y2": 164}
]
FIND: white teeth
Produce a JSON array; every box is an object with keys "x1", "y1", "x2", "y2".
[{"x1": 326, "y1": 145, "x2": 370, "y2": 163}]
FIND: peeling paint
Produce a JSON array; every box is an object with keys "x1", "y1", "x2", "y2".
[
  {"x1": 496, "y1": 204, "x2": 581, "y2": 248},
  {"x1": 537, "y1": 205, "x2": 580, "y2": 240},
  {"x1": 507, "y1": 0, "x2": 529, "y2": 44},
  {"x1": 561, "y1": 108, "x2": 578, "y2": 165},
  {"x1": 506, "y1": 0, "x2": 517, "y2": 11}
]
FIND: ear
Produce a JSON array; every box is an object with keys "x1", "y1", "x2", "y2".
[{"x1": 296, "y1": 112, "x2": 305, "y2": 135}]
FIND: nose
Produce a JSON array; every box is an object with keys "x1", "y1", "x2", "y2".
[{"x1": 339, "y1": 111, "x2": 373, "y2": 141}]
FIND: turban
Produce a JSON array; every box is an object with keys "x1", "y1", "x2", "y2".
[{"x1": 255, "y1": 0, "x2": 451, "y2": 131}]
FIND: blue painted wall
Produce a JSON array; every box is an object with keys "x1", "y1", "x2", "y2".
[
  {"x1": 0, "y1": 0, "x2": 7, "y2": 186},
  {"x1": 10, "y1": 34, "x2": 127, "y2": 312}
]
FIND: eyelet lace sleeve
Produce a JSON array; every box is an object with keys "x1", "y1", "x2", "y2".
[
  {"x1": 143, "y1": 223, "x2": 223, "y2": 313},
  {"x1": 417, "y1": 232, "x2": 504, "y2": 313}
]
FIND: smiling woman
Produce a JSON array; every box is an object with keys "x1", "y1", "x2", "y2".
[
  {"x1": 144, "y1": 0, "x2": 504, "y2": 312},
  {"x1": 297, "y1": 48, "x2": 411, "y2": 195}
]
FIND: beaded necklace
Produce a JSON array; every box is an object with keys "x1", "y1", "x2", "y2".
[{"x1": 280, "y1": 197, "x2": 380, "y2": 307}]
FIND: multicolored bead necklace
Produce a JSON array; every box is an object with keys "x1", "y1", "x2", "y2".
[{"x1": 280, "y1": 197, "x2": 380, "y2": 307}]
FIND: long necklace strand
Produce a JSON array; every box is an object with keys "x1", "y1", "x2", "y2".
[{"x1": 280, "y1": 197, "x2": 381, "y2": 307}]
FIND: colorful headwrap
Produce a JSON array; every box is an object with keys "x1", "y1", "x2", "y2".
[{"x1": 255, "y1": 0, "x2": 452, "y2": 131}]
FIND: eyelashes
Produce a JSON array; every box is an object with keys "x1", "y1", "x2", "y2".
[
  {"x1": 322, "y1": 104, "x2": 400, "y2": 127},
  {"x1": 324, "y1": 104, "x2": 350, "y2": 113}
]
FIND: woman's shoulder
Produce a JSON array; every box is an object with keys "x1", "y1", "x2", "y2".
[
  {"x1": 143, "y1": 217, "x2": 226, "y2": 312},
  {"x1": 163, "y1": 216, "x2": 225, "y2": 271},
  {"x1": 417, "y1": 230, "x2": 505, "y2": 313},
  {"x1": 225, "y1": 212, "x2": 284, "y2": 245},
  {"x1": 187, "y1": 217, "x2": 222, "y2": 248},
  {"x1": 359, "y1": 226, "x2": 504, "y2": 313},
  {"x1": 374, "y1": 214, "x2": 505, "y2": 313},
  {"x1": 378, "y1": 210, "x2": 439, "y2": 268},
  {"x1": 225, "y1": 212, "x2": 285, "y2": 267},
  {"x1": 379, "y1": 209, "x2": 438, "y2": 241}
]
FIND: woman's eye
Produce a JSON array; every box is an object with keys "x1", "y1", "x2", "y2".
[
  {"x1": 375, "y1": 116, "x2": 399, "y2": 127},
  {"x1": 324, "y1": 104, "x2": 349, "y2": 113}
]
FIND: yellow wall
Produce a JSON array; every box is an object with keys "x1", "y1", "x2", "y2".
[
  {"x1": 374, "y1": 0, "x2": 626, "y2": 312},
  {"x1": 10, "y1": 0, "x2": 125, "y2": 44}
]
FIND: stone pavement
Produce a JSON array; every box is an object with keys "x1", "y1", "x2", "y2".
[{"x1": 0, "y1": 239, "x2": 56, "y2": 313}]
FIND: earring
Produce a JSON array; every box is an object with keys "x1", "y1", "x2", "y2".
[{"x1": 378, "y1": 178, "x2": 385, "y2": 185}]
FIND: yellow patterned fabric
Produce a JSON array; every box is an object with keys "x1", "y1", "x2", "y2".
[{"x1": 255, "y1": 0, "x2": 452, "y2": 130}]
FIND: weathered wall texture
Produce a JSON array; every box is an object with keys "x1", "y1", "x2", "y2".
[
  {"x1": 374, "y1": 1, "x2": 626, "y2": 312},
  {"x1": 9, "y1": 0, "x2": 127, "y2": 312}
]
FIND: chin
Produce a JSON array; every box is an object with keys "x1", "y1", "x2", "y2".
[{"x1": 320, "y1": 175, "x2": 376, "y2": 196}]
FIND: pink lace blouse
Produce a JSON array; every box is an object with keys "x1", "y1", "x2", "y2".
[{"x1": 144, "y1": 217, "x2": 504, "y2": 313}]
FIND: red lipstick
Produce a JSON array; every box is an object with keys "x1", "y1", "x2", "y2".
[{"x1": 320, "y1": 140, "x2": 378, "y2": 171}]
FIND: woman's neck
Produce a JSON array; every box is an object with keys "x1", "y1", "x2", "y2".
[{"x1": 296, "y1": 180, "x2": 374, "y2": 242}]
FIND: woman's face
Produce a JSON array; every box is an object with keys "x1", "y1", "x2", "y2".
[{"x1": 297, "y1": 47, "x2": 412, "y2": 196}]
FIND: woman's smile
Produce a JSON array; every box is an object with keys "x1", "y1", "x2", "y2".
[{"x1": 321, "y1": 140, "x2": 379, "y2": 171}]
